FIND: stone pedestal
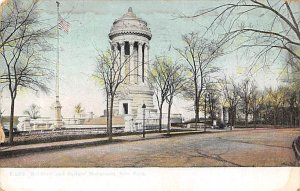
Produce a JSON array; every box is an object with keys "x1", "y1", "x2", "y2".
[
  {"x1": 124, "y1": 115, "x2": 134, "y2": 132},
  {"x1": 54, "y1": 100, "x2": 64, "y2": 128},
  {"x1": 113, "y1": 84, "x2": 155, "y2": 117}
]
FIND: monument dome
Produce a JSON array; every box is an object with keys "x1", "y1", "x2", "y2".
[{"x1": 109, "y1": 7, "x2": 152, "y2": 40}]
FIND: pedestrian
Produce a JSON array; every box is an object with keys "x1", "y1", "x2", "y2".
[{"x1": 0, "y1": 123, "x2": 5, "y2": 145}]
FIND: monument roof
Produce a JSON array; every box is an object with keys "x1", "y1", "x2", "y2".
[
  {"x1": 119, "y1": 7, "x2": 138, "y2": 20},
  {"x1": 109, "y1": 7, "x2": 152, "y2": 40}
]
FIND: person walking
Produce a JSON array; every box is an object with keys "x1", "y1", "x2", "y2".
[{"x1": 0, "y1": 123, "x2": 5, "y2": 145}]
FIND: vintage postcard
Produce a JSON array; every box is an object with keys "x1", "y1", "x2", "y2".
[{"x1": 0, "y1": 0, "x2": 299, "y2": 190}]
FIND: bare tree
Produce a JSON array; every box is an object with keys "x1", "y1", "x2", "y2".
[
  {"x1": 266, "y1": 87, "x2": 286, "y2": 125},
  {"x1": 220, "y1": 76, "x2": 241, "y2": 129},
  {"x1": 207, "y1": 91, "x2": 219, "y2": 127},
  {"x1": 249, "y1": 88, "x2": 260, "y2": 128},
  {"x1": 186, "y1": 0, "x2": 300, "y2": 71},
  {"x1": 240, "y1": 78, "x2": 257, "y2": 127},
  {"x1": 175, "y1": 32, "x2": 222, "y2": 127},
  {"x1": 94, "y1": 49, "x2": 132, "y2": 141},
  {"x1": 0, "y1": 1, "x2": 53, "y2": 144},
  {"x1": 252, "y1": 85, "x2": 300, "y2": 127},
  {"x1": 177, "y1": 0, "x2": 300, "y2": 128},
  {"x1": 165, "y1": 62, "x2": 186, "y2": 135},
  {"x1": 285, "y1": 87, "x2": 298, "y2": 127},
  {"x1": 281, "y1": 60, "x2": 300, "y2": 127},
  {"x1": 149, "y1": 56, "x2": 173, "y2": 132},
  {"x1": 23, "y1": 104, "x2": 41, "y2": 119}
]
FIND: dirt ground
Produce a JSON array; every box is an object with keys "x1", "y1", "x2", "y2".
[{"x1": 0, "y1": 127, "x2": 299, "y2": 167}]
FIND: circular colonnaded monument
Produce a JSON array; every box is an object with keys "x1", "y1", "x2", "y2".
[{"x1": 108, "y1": 7, "x2": 157, "y2": 124}]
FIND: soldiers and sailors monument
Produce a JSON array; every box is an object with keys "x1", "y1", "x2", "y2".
[{"x1": 108, "y1": 7, "x2": 157, "y2": 129}]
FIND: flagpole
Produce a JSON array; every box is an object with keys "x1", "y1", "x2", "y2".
[
  {"x1": 56, "y1": 1, "x2": 60, "y2": 102},
  {"x1": 54, "y1": 1, "x2": 63, "y2": 128}
]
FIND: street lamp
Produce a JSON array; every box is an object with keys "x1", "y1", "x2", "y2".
[{"x1": 142, "y1": 103, "x2": 146, "y2": 138}]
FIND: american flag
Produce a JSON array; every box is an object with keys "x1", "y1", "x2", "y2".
[{"x1": 58, "y1": 14, "x2": 70, "y2": 33}]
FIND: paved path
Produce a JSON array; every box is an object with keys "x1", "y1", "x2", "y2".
[
  {"x1": 0, "y1": 128, "x2": 299, "y2": 167},
  {"x1": 0, "y1": 130, "x2": 204, "y2": 157}
]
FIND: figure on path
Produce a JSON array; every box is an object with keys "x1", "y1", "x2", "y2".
[{"x1": 0, "y1": 123, "x2": 5, "y2": 145}]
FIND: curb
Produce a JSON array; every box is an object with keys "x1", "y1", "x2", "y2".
[
  {"x1": 0, "y1": 139, "x2": 120, "y2": 159},
  {"x1": 162, "y1": 131, "x2": 206, "y2": 137}
]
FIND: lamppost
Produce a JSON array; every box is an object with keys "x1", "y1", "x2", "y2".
[{"x1": 142, "y1": 103, "x2": 146, "y2": 138}]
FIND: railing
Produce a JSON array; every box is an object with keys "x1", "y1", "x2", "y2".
[
  {"x1": 132, "y1": 118, "x2": 161, "y2": 131},
  {"x1": 19, "y1": 126, "x2": 125, "y2": 135},
  {"x1": 9, "y1": 126, "x2": 125, "y2": 145}
]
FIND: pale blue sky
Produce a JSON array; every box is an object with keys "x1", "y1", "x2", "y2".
[{"x1": 1, "y1": 0, "x2": 284, "y2": 118}]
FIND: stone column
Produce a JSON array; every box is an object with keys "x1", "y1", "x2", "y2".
[
  {"x1": 112, "y1": 42, "x2": 117, "y2": 53},
  {"x1": 129, "y1": 41, "x2": 134, "y2": 84},
  {"x1": 138, "y1": 42, "x2": 143, "y2": 84},
  {"x1": 117, "y1": 43, "x2": 121, "y2": 67},
  {"x1": 120, "y1": 42, "x2": 125, "y2": 78},
  {"x1": 134, "y1": 47, "x2": 138, "y2": 84},
  {"x1": 112, "y1": 43, "x2": 118, "y2": 61},
  {"x1": 144, "y1": 44, "x2": 149, "y2": 81}
]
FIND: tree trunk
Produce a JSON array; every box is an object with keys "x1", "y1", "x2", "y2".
[
  {"x1": 233, "y1": 107, "x2": 236, "y2": 127},
  {"x1": 204, "y1": 96, "x2": 207, "y2": 132},
  {"x1": 195, "y1": 96, "x2": 199, "y2": 130},
  {"x1": 230, "y1": 106, "x2": 236, "y2": 130},
  {"x1": 229, "y1": 107, "x2": 233, "y2": 130},
  {"x1": 245, "y1": 112, "x2": 248, "y2": 128},
  {"x1": 9, "y1": 98, "x2": 15, "y2": 145},
  {"x1": 158, "y1": 105, "x2": 163, "y2": 133},
  {"x1": 231, "y1": 109, "x2": 234, "y2": 130},
  {"x1": 273, "y1": 109, "x2": 276, "y2": 125},
  {"x1": 298, "y1": 105, "x2": 300, "y2": 127},
  {"x1": 108, "y1": 95, "x2": 114, "y2": 142},
  {"x1": 253, "y1": 110, "x2": 256, "y2": 129},
  {"x1": 293, "y1": 107, "x2": 296, "y2": 127},
  {"x1": 290, "y1": 112, "x2": 293, "y2": 128},
  {"x1": 106, "y1": 94, "x2": 109, "y2": 136},
  {"x1": 210, "y1": 111, "x2": 214, "y2": 127},
  {"x1": 167, "y1": 100, "x2": 172, "y2": 135},
  {"x1": 210, "y1": 99, "x2": 214, "y2": 127}
]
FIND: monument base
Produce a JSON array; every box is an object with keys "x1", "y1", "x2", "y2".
[{"x1": 53, "y1": 100, "x2": 64, "y2": 128}]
